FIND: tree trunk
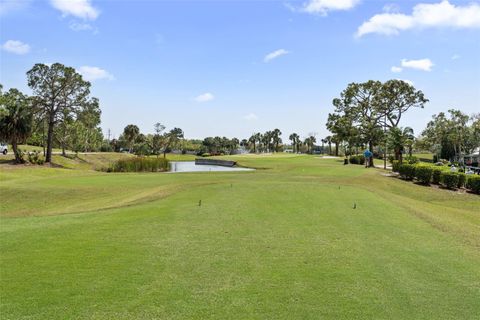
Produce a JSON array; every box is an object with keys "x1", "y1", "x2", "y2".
[
  {"x1": 12, "y1": 137, "x2": 21, "y2": 164},
  {"x1": 46, "y1": 116, "x2": 55, "y2": 163},
  {"x1": 368, "y1": 140, "x2": 374, "y2": 167},
  {"x1": 335, "y1": 144, "x2": 339, "y2": 156}
]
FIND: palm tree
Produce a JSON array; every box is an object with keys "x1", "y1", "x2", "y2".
[
  {"x1": 248, "y1": 133, "x2": 259, "y2": 153},
  {"x1": 123, "y1": 124, "x2": 140, "y2": 153},
  {"x1": 324, "y1": 136, "x2": 332, "y2": 155},
  {"x1": 289, "y1": 133, "x2": 299, "y2": 153},
  {"x1": 0, "y1": 88, "x2": 33, "y2": 163},
  {"x1": 272, "y1": 128, "x2": 282, "y2": 152},
  {"x1": 388, "y1": 127, "x2": 414, "y2": 163}
]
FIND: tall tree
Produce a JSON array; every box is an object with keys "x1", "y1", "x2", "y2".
[
  {"x1": 123, "y1": 124, "x2": 140, "y2": 153},
  {"x1": 163, "y1": 127, "x2": 184, "y2": 158},
  {"x1": 27, "y1": 63, "x2": 92, "y2": 163},
  {"x1": 289, "y1": 133, "x2": 299, "y2": 153},
  {"x1": 387, "y1": 127, "x2": 414, "y2": 163},
  {"x1": 332, "y1": 81, "x2": 384, "y2": 166},
  {"x1": 272, "y1": 128, "x2": 282, "y2": 152},
  {"x1": 0, "y1": 88, "x2": 33, "y2": 163}
]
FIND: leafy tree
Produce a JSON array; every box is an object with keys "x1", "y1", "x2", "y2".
[
  {"x1": 379, "y1": 79, "x2": 428, "y2": 128},
  {"x1": 163, "y1": 127, "x2": 184, "y2": 158},
  {"x1": 27, "y1": 63, "x2": 92, "y2": 163},
  {"x1": 0, "y1": 88, "x2": 33, "y2": 163},
  {"x1": 152, "y1": 122, "x2": 166, "y2": 157},
  {"x1": 123, "y1": 124, "x2": 140, "y2": 153}
]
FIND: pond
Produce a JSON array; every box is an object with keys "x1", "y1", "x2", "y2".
[{"x1": 170, "y1": 161, "x2": 254, "y2": 173}]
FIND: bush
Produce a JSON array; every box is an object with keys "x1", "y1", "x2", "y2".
[
  {"x1": 201, "y1": 153, "x2": 211, "y2": 157},
  {"x1": 466, "y1": 176, "x2": 480, "y2": 194},
  {"x1": 349, "y1": 155, "x2": 365, "y2": 165},
  {"x1": 398, "y1": 164, "x2": 416, "y2": 180},
  {"x1": 27, "y1": 150, "x2": 45, "y2": 165},
  {"x1": 404, "y1": 155, "x2": 419, "y2": 164},
  {"x1": 456, "y1": 173, "x2": 466, "y2": 188},
  {"x1": 106, "y1": 157, "x2": 170, "y2": 172},
  {"x1": 432, "y1": 168, "x2": 442, "y2": 184},
  {"x1": 392, "y1": 160, "x2": 400, "y2": 172},
  {"x1": 441, "y1": 172, "x2": 459, "y2": 190},
  {"x1": 415, "y1": 166, "x2": 433, "y2": 185}
]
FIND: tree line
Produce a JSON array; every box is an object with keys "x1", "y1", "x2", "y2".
[
  {"x1": 323, "y1": 79, "x2": 479, "y2": 165},
  {"x1": 0, "y1": 63, "x2": 103, "y2": 163}
]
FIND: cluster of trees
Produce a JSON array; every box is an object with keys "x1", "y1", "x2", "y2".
[
  {"x1": 325, "y1": 80, "x2": 428, "y2": 165},
  {"x1": 0, "y1": 63, "x2": 104, "y2": 163},
  {"x1": 200, "y1": 137, "x2": 240, "y2": 155},
  {"x1": 111, "y1": 123, "x2": 184, "y2": 157},
  {"x1": 417, "y1": 110, "x2": 480, "y2": 162}
]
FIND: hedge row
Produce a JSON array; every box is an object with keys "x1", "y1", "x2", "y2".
[
  {"x1": 349, "y1": 155, "x2": 365, "y2": 165},
  {"x1": 395, "y1": 163, "x2": 480, "y2": 193}
]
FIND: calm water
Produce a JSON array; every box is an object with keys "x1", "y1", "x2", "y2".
[{"x1": 170, "y1": 161, "x2": 254, "y2": 173}]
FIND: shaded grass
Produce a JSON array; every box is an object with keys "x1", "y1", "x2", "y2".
[{"x1": 1, "y1": 154, "x2": 479, "y2": 319}]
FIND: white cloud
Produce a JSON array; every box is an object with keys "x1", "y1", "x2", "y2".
[
  {"x1": 451, "y1": 54, "x2": 461, "y2": 60},
  {"x1": 194, "y1": 92, "x2": 215, "y2": 102},
  {"x1": 243, "y1": 113, "x2": 258, "y2": 121},
  {"x1": 264, "y1": 49, "x2": 289, "y2": 62},
  {"x1": 391, "y1": 66, "x2": 403, "y2": 73},
  {"x1": 356, "y1": 0, "x2": 480, "y2": 37},
  {"x1": 78, "y1": 66, "x2": 114, "y2": 81},
  {"x1": 2, "y1": 40, "x2": 30, "y2": 55},
  {"x1": 69, "y1": 21, "x2": 97, "y2": 33},
  {"x1": 50, "y1": 0, "x2": 99, "y2": 20},
  {"x1": 401, "y1": 58, "x2": 434, "y2": 71},
  {"x1": 302, "y1": 0, "x2": 361, "y2": 15}
]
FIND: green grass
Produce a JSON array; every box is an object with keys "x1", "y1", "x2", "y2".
[{"x1": 1, "y1": 154, "x2": 479, "y2": 319}]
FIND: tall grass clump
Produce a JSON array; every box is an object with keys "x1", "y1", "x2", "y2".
[{"x1": 107, "y1": 157, "x2": 170, "y2": 172}]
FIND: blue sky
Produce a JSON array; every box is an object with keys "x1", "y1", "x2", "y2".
[{"x1": 1, "y1": 0, "x2": 479, "y2": 140}]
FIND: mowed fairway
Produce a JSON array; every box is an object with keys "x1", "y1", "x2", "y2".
[{"x1": 1, "y1": 155, "x2": 479, "y2": 319}]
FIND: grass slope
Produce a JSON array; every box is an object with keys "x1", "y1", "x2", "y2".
[{"x1": 1, "y1": 154, "x2": 479, "y2": 319}]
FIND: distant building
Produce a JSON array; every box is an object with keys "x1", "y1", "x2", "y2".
[{"x1": 464, "y1": 148, "x2": 480, "y2": 167}]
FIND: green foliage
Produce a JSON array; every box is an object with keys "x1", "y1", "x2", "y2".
[
  {"x1": 466, "y1": 176, "x2": 480, "y2": 194},
  {"x1": 415, "y1": 166, "x2": 433, "y2": 185},
  {"x1": 441, "y1": 172, "x2": 459, "y2": 190},
  {"x1": 27, "y1": 150, "x2": 45, "y2": 165},
  {"x1": 106, "y1": 157, "x2": 169, "y2": 173},
  {"x1": 404, "y1": 155, "x2": 419, "y2": 164},
  {"x1": 432, "y1": 168, "x2": 443, "y2": 184},
  {"x1": 398, "y1": 164, "x2": 416, "y2": 180},
  {"x1": 457, "y1": 173, "x2": 467, "y2": 188},
  {"x1": 391, "y1": 160, "x2": 400, "y2": 172},
  {"x1": 349, "y1": 155, "x2": 365, "y2": 165}
]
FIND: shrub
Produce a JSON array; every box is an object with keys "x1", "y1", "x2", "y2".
[
  {"x1": 432, "y1": 168, "x2": 442, "y2": 184},
  {"x1": 466, "y1": 176, "x2": 480, "y2": 194},
  {"x1": 441, "y1": 172, "x2": 459, "y2": 190},
  {"x1": 415, "y1": 166, "x2": 433, "y2": 185},
  {"x1": 404, "y1": 155, "x2": 419, "y2": 164},
  {"x1": 27, "y1": 150, "x2": 45, "y2": 165},
  {"x1": 392, "y1": 160, "x2": 400, "y2": 172},
  {"x1": 388, "y1": 155, "x2": 395, "y2": 164},
  {"x1": 201, "y1": 153, "x2": 211, "y2": 157},
  {"x1": 456, "y1": 173, "x2": 466, "y2": 188},
  {"x1": 398, "y1": 164, "x2": 416, "y2": 180},
  {"x1": 106, "y1": 157, "x2": 169, "y2": 172},
  {"x1": 349, "y1": 155, "x2": 365, "y2": 165}
]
